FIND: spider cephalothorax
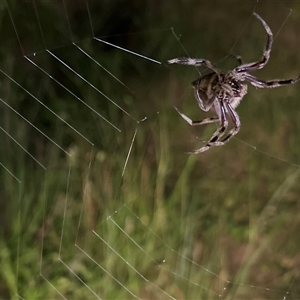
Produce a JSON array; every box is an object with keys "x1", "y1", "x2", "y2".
[{"x1": 168, "y1": 13, "x2": 300, "y2": 153}]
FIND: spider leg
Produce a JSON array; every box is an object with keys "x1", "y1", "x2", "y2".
[
  {"x1": 174, "y1": 106, "x2": 219, "y2": 126},
  {"x1": 236, "y1": 13, "x2": 273, "y2": 73},
  {"x1": 246, "y1": 74, "x2": 300, "y2": 88},
  {"x1": 230, "y1": 54, "x2": 244, "y2": 66},
  {"x1": 220, "y1": 102, "x2": 241, "y2": 143},
  {"x1": 189, "y1": 100, "x2": 228, "y2": 154},
  {"x1": 204, "y1": 102, "x2": 230, "y2": 143},
  {"x1": 168, "y1": 57, "x2": 220, "y2": 74}
]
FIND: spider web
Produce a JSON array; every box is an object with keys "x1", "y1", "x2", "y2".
[{"x1": 1, "y1": 0, "x2": 300, "y2": 299}]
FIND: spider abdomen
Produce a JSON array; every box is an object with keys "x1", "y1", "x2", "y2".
[{"x1": 191, "y1": 72, "x2": 219, "y2": 111}]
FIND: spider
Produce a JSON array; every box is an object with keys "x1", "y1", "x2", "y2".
[{"x1": 168, "y1": 13, "x2": 300, "y2": 154}]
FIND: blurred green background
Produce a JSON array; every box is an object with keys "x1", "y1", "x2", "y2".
[{"x1": 1, "y1": 0, "x2": 300, "y2": 299}]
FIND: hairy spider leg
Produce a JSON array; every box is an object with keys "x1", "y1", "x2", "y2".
[
  {"x1": 220, "y1": 102, "x2": 241, "y2": 143},
  {"x1": 208, "y1": 100, "x2": 229, "y2": 142},
  {"x1": 190, "y1": 99, "x2": 228, "y2": 154},
  {"x1": 191, "y1": 100, "x2": 242, "y2": 153},
  {"x1": 174, "y1": 107, "x2": 219, "y2": 126},
  {"x1": 236, "y1": 13, "x2": 273, "y2": 73},
  {"x1": 168, "y1": 57, "x2": 221, "y2": 75},
  {"x1": 245, "y1": 74, "x2": 300, "y2": 88},
  {"x1": 230, "y1": 54, "x2": 244, "y2": 66}
]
